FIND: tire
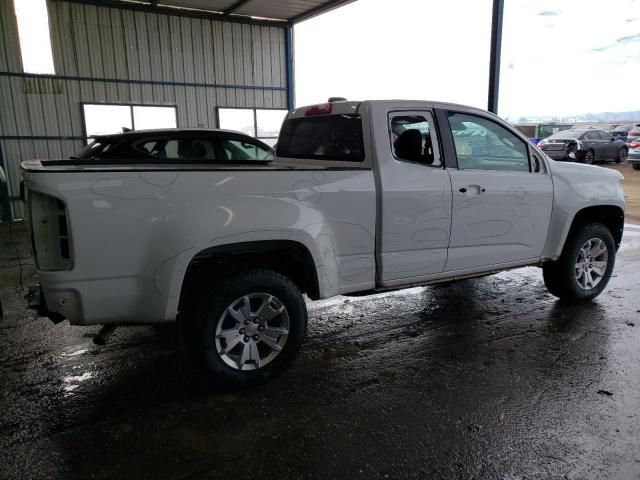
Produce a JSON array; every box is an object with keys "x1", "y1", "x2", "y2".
[
  {"x1": 181, "y1": 269, "x2": 307, "y2": 386},
  {"x1": 633, "y1": 162, "x2": 640, "y2": 170},
  {"x1": 615, "y1": 148, "x2": 627, "y2": 164},
  {"x1": 584, "y1": 150, "x2": 595, "y2": 165},
  {"x1": 543, "y1": 223, "x2": 615, "y2": 302}
]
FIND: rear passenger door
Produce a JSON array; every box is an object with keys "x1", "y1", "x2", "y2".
[
  {"x1": 441, "y1": 110, "x2": 553, "y2": 272},
  {"x1": 375, "y1": 109, "x2": 453, "y2": 283}
]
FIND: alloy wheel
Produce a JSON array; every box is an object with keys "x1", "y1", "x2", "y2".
[
  {"x1": 585, "y1": 151, "x2": 594, "y2": 164},
  {"x1": 214, "y1": 293, "x2": 290, "y2": 371},
  {"x1": 574, "y1": 238, "x2": 608, "y2": 290}
]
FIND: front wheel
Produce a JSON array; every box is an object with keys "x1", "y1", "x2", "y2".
[
  {"x1": 543, "y1": 223, "x2": 615, "y2": 302},
  {"x1": 182, "y1": 269, "x2": 307, "y2": 386},
  {"x1": 633, "y1": 162, "x2": 640, "y2": 170},
  {"x1": 616, "y1": 147, "x2": 627, "y2": 163},
  {"x1": 584, "y1": 150, "x2": 595, "y2": 165}
]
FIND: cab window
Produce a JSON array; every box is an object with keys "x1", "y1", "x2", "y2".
[
  {"x1": 389, "y1": 113, "x2": 441, "y2": 167},
  {"x1": 448, "y1": 112, "x2": 530, "y2": 172}
]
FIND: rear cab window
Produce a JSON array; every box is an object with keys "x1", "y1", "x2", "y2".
[{"x1": 276, "y1": 111, "x2": 364, "y2": 163}]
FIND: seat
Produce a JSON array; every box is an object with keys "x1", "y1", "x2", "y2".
[{"x1": 394, "y1": 129, "x2": 423, "y2": 162}]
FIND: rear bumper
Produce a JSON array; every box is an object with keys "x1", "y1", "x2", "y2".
[
  {"x1": 26, "y1": 284, "x2": 65, "y2": 324},
  {"x1": 544, "y1": 150, "x2": 569, "y2": 160}
]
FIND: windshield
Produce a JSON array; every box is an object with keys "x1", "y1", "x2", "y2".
[
  {"x1": 276, "y1": 114, "x2": 364, "y2": 162},
  {"x1": 546, "y1": 130, "x2": 583, "y2": 140}
]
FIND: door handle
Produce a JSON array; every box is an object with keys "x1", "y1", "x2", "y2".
[{"x1": 459, "y1": 185, "x2": 485, "y2": 194}]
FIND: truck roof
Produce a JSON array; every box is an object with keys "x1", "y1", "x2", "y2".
[{"x1": 288, "y1": 100, "x2": 495, "y2": 119}]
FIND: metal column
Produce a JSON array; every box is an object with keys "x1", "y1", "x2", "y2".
[
  {"x1": 285, "y1": 24, "x2": 295, "y2": 111},
  {"x1": 488, "y1": 0, "x2": 504, "y2": 114}
]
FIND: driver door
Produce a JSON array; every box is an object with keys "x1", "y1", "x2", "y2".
[{"x1": 443, "y1": 110, "x2": 553, "y2": 272}]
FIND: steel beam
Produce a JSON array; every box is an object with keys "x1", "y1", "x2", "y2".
[{"x1": 488, "y1": 0, "x2": 504, "y2": 114}]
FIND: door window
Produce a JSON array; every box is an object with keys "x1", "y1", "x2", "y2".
[
  {"x1": 389, "y1": 112, "x2": 441, "y2": 167},
  {"x1": 448, "y1": 112, "x2": 530, "y2": 172}
]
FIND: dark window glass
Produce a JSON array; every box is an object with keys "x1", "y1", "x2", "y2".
[
  {"x1": 276, "y1": 114, "x2": 364, "y2": 162},
  {"x1": 448, "y1": 112, "x2": 529, "y2": 172},
  {"x1": 547, "y1": 129, "x2": 583, "y2": 140},
  {"x1": 136, "y1": 138, "x2": 217, "y2": 161},
  {"x1": 389, "y1": 114, "x2": 441, "y2": 167}
]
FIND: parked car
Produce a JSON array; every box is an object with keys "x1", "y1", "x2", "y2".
[
  {"x1": 627, "y1": 128, "x2": 640, "y2": 169},
  {"x1": 611, "y1": 123, "x2": 640, "y2": 143},
  {"x1": 538, "y1": 128, "x2": 628, "y2": 164},
  {"x1": 75, "y1": 128, "x2": 275, "y2": 163},
  {"x1": 22, "y1": 100, "x2": 625, "y2": 386}
]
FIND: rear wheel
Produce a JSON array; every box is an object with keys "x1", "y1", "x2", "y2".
[
  {"x1": 616, "y1": 147, "x2": 627, "y2": 163},
  {"x1": 182, "y1": 269, "x2": 307, "y2": 386},
  {"x1": 543, "y1": 223, "x2": 615, "y2": 302},
  {"x1": 632, "y1": 162, "x2": 640, "y2": 170}
]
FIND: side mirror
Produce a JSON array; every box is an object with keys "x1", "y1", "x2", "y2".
[{"x1": 611, "y1": 137, "x2": 616, "y2": 142}]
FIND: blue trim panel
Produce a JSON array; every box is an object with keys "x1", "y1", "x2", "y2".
[
  {"x1": 0, "y1": 136, "x2": 85, "y2": 141},
  {"x1": 0, "y1": 71, "x2": 287, "y2": 92},
  {"x1": 285, "y1": 25, "x2": 295, "y2": 111}
]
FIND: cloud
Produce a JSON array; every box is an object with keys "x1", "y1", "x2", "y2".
[
  {"x1": 537, "y1": 10, "x2": 561, "y2": 16},
  {"x1": 625, "y1": 17, "x2": 639, "y2": 22},
  {"x1": 617, "y1": 33, "x2": 640, "y2": 43},
  {"x1": 591, "y1": 33, "x2": 640, "y2": 52}
]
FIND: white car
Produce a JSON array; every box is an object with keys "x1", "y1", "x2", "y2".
[{"x1": 22, "y1": 100, "x2": 626, "y2": 385}]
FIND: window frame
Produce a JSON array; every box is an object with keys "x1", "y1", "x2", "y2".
[
  {"x1": 446, "y1": 110, "x2": 533, "y2": 173},
  {"x1": 387, "y1": 110, "x2": 443, "y2": 169},
  {"x1": 81, "y1": 102, "x2": 178, "y2": 142}
]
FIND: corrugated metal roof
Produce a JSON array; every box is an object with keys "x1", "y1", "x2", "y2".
[{"x1": 111, "y1": 0, "x2": 356, "y2": 23}]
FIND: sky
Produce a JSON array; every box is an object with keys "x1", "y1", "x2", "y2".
[{"x1": 295, "y1": 0, "x2": 640, "y2": 120}]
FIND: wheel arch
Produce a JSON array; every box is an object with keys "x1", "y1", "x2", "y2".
[
  {"x1": 177, "y1": 240, "x2": 322, "y2": 315},
  {"x1": 556, "y1": 205, "x2": 624, "y2": 257}
]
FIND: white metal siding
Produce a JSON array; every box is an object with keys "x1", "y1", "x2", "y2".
[{"x1": 0, "y1": 0, "x2": 288, "y2": 218}]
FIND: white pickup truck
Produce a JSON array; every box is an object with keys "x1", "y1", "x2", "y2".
[{"x1": 22, "y1": 100, "x2": 625, "y2": 385}]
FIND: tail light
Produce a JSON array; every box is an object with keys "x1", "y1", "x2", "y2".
[
  {"x1": 304, "y1": 103, "x2": 333, "y2": 116},
  {"x1": 28, "y1": 191, "x2": 72, "y2": 271}
]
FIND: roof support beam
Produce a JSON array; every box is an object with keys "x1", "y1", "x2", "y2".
[
  {"x1": 487, "y1": 0, "x2": 504, "y2": 114},
  {"x1": 222, "y1": 0, "x2": 252, "y2": 16},
  {"x1": 290, "y1": 0, "x2": 355, "y2": 23},
  {"x1": 285, "y1": 24, "x2": 295, "y2": 110}
]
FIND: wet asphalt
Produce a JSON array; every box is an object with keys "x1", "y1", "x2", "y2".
[{"x1": 1, "y1": 222, "x2": 639, "y2": 480}]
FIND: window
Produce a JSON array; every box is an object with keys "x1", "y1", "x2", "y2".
[
  {"x1": 585, "y1": 131, "x2": 599, "y2": 141},
  {"x1": 221, "y1": 138, "x2": 274, "y2": 162},
  {"x1": 218, "y1": 108, "x2": 288, "y2": 146},
  {"x1": 276, "y1": 114, "x2": 364, "y2": 162},
  {"x1": 14, "y1": 0, "x2": 55, "y2": 74},
  {"x1": 83, "y1": 104, "x2": 177, "y2": 139},
  {"x1": 389, "y1": 113, "x2": 441, "y2": 167},
  {"x1": 135, "y1": 137, "x2": 216, "y2": 162},
  {"x1": 448, "y1": 112, "x2": 529, "y2": 172}
]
